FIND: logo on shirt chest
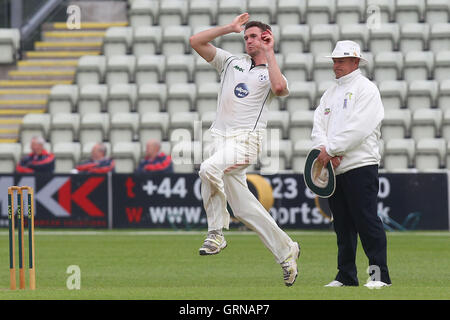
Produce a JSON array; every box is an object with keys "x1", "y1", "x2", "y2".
[
  {"x1": 234, "y1": 83, "x2": 249, "y2": 98},
  {"x1": 233, "y1": 65, "x2": 244, "y2": 72},
  {"x1": 324, "y1": 107, "x2": 331, "y2": 115}
]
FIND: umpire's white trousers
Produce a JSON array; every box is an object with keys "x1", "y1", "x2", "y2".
[{"x1": 199, "y1": 130, "x2": 294, "y2": 263}]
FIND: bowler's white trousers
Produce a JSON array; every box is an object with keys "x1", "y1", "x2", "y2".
[{"x1": 199, "y1": 130, "x2": 294, "y2": 264}]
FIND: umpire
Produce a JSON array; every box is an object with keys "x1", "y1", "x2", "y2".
[{"x1": 311, "y1": 40, "x2": 391, "y2": 288}]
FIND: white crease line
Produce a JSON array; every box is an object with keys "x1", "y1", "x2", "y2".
[{"x1": 0, "y1": 231, "x2": 448, "y2": 236}]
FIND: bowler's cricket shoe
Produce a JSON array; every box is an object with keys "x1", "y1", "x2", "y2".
[
  {"x1": 281, "y1": 242, "x2": 300, "y2": 286},
  {"x1": 199, "y1": 230, "x2": 227, "y2": 255}
]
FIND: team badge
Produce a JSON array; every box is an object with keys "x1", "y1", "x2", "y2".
[{"x1": 258, "y1": 73, "x2": 268, "y2": 82}]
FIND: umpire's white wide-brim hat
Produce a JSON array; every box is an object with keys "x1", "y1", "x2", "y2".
[
  {"x1": 303, "y1": 148, "x2": 336, "y2": 198},
  {"x1": 325, "y1": 40, "x2": 368, "y2": 66}
]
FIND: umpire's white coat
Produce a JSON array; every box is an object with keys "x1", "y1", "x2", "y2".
[{"x1": 311, "y1": 69, "x2": 384, "y2": 175}]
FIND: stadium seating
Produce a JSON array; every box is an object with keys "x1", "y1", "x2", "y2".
[
  {"x1": 289, "y1": 110, "x2": 315, "y2": 141},
  {"x1": 429, "y1": 23, "x2": 450, "y2": 52},
  {"x1": 132, "y1": 26, "x2": 162, "y2": 56},
  {"x1": 79, "y1": 113, "x2": 109, "y2": 146},
  {"x1": 194, "y1": 54, "x2": 219, "y2": 85},
  {"x1": 136, "y1": 83, "x2": 167, "y2": 114},
  {"x1": 415, "y1": 138, "x2": 446, "y2": 171},
  {"x1": 425, "y1": 0, "x2": 450, "y2": 26},
  {"x1": 276, "y1": 0, "x2": 306, "y2": 26},
  {"x1": 381, "y1": 109, "x2": 412, "y2": 141},
  {"x1": 305, "y1": 0, "x2": 336, "y2": 26},
  {"x1": 373, "y1": 51, "x2": 404, "y2": 82},
  {"x1": 53, "y1": 142, "x2": 81, "y2": 173},
  {"x1": 411, "y1": 108, "x2": 443, "y2": 141},
  {"x1": 403, "y1": 51, "x2": 434, "y2": 83},
  {"x1": 161, "y1": 25, "x2": 191, "y2": 56},
  {"x1": 112, "y1": 141, "x2": 141, "y2": 173},
  {"x1": 366, "y1": 0, "x2": 395, "y2": 23},
  {"x1": 260, "y1": 139, "x2": 293, "y2": 174},
  {"x1": 0, "y1": 28, "x2": 20, "y2": 63},
  {"x1": 3, "y1": 1, "x2": 450, "y2": 174},
  {"x1": 437, "y1": 80, "x2": 450, "y2": 111},
  {"x1": 159, "y1": 0, "x2": 189, "y2": 27},
  {"x1": 0, "y1": 143, "x2": 21, "y2": 173},
  {"x1": 196, "y1": 82, "x2": 219, "y2": 115},
  {"x1": 247, "y1": 0, "x2": 277, "y2": 24},
  {"x1": 103, "y1": 26, "x2": 133, "y2": 56},
  {"x1": 200, "y1": 111, "x2": 215, "y2": 129},
  {"x1": 50, "y1": 113, "x2": 80, "y2": 144},
  {"x1": 310, "y1": 24, "x2": 340, "y2": 55},
  {"x1": 434, "y1": 51, "x2": 450, "y2": 82},
  {"x1": 313, "y1": 54, "x2": 334, "y2": 84},
  {"x1": 135, "y1": 54, "x2": 166, "y2": 84},
  {"x1": 217, "y1": 0, "x2": 247, "y2": 26},
  {"x1": 188, "y1": 0, "x2": 218, "y2": 27},
  {"x1": 139, "y1": 111, "x2": 170, "y2": 143},
  {"x1": 369, "y1": 23, "x2": 400, "y2": 55},
  {"x1": 48, "y1": 84, "x2": 79, "y2": 114},
  {"x1": 266, "y1": 110, "x2": 290, "y2": 139},
  {"x1": 218, "y1": 31, "x2": 245, "y2": 54},
  {"x1": 19, "y1": 114, "x2": 51, "y2": 145},
  {"x1": 360, "y1": 52, "x2": 374, "y2": 79},
  {"x1": 166, "y1": 83, "x2": 196, "y2": 115},
  {"x1": 379, "y1": 80, "x2": 408, "y2": 109},
  {"x1": 171, "y1": 140, "x2": 201, "y2": 173},
  {"x1": 165, "y1": 54, "x2": 195, "y2": 84},
  {"x1": 76, "y1": 55, "x2": 107, "y2": 85},
  {"x1": 107, "y1": 83, "x2": 138, "y2": 114},
  {"x1": 399, "y1": 23, "x2": 430, "y2": 53},
  {"x1": 284, "y1": 81, "x2": 317, "y2": 113},
  {"x1": 280, "y1": 25, "x2": 310, "y2": 54},
  {"x1": 129, "y1": 0, "x2": 159, "y2": 27},
  {"x1": 106, "y1": 55, "x2": 136, "y2": 85},
  {"x1": 169, "y1": 111, "x2": 199, "y2": 141},
  {"x1": 109, "y1": 112, "x2": 139, "y2": 145},
  {"x1": 336, "y1": 0, "x2": 366, "y2": 26},
  {"x1": 340, "y1": 23, "x2": 370, "y2": 51},
  {"x1": 407, "y1": 80, "x2": 439, "y2": 112},
  {"x1": 395, "y1": 0, "x2": 426, "y2": 25},
  {"x1": 383, "y1": 138, "x2": 416, "y2": 171},
  {"x1": 78, "y1": 84, "x2": 108, "y2": 115},
  {"x1": 283, "y1": 52, "x2": 313, "y2": 82},
  {"x1": 442, "y1": 110, "x2": 450, "y2": 142},
  {"x1": 292, "y1": 139, "x2": 314, "y2": 173}
]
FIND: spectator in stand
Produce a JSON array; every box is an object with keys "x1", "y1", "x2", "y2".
[
  {"x1": 75, "y1": 143, "x2": 115, "y2": 174},
  {"x1": 136, "y1": 139, "x2": 173, "y2": 173},
  {"x1": 16, "y1": 136, "x2": 55, "y2": 173}
]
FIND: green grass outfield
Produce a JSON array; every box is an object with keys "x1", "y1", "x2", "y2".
[{"x1": 0, "y1": 230, "x2": 449, "y2": 300}]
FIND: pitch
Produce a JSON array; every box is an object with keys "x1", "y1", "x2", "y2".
[{"x1": 0, "y1": 230, "x2": 448, "y2": 300}]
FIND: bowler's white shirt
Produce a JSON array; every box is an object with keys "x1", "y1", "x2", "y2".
[
  {"x1": 208, "y1": 48, "x2": 288, "y2": 135},
  {"x1": 311, "y1": 69, "x2": 384, "y2": 175}
]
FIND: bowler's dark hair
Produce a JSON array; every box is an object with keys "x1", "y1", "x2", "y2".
[{"x1": 244, "y1": 21, "x2": 271, "y2": 32}]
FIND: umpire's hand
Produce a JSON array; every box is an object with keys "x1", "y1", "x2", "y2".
[{"x1": 318, "y1": 146, "x2": 342, "y2": 169}]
